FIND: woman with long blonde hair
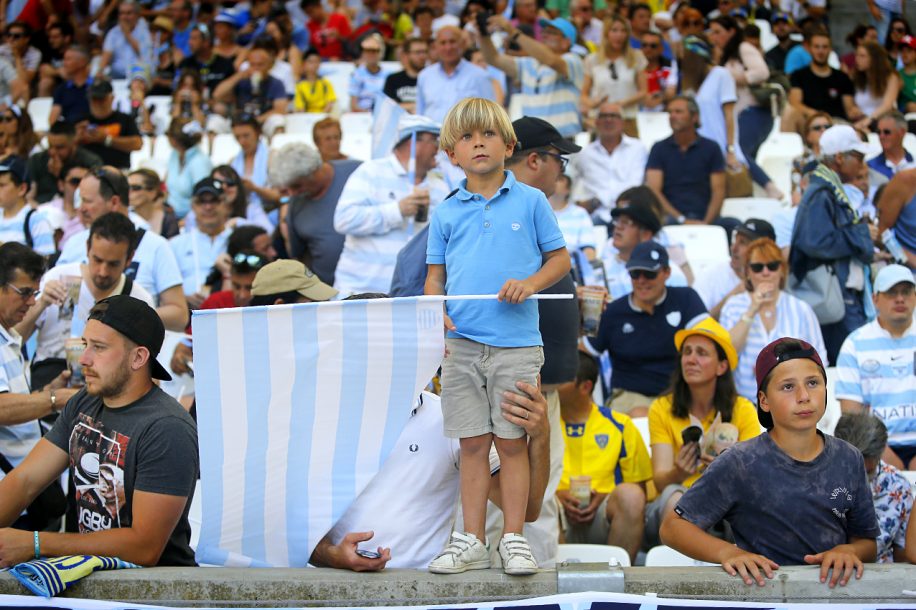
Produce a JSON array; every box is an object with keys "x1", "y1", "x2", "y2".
[{"x1": 580, "y1": 14, "x2": 647, "y2": 136}]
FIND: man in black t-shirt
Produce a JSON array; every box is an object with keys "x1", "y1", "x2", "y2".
[
  {"x1": 784, "y1": 29, "x2": 863, "y2": 133},
  {"x1": 76, "y1": 81, "x2": 143, "y2": 170},
  {"x1": 383, "y1": 37, "x2": 428, "y2": 113},
  {"x1": 0, "y1": 295, "x2": 198, "y2": 567},
  {"x1": 176, "y1": 24, "x2": 235, "y2": 96}
]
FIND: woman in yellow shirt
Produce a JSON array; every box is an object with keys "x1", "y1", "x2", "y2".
[
  {"x1": 294, "y1": 50, "x2": 338, "y2": 113},
  {"x1": 644, "y1": 317, "x2": 761, "y2": 547}
]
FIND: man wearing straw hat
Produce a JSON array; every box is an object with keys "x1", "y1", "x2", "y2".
[{"x1": 332, "y1": 114, "x2": 450, "y2": 296}]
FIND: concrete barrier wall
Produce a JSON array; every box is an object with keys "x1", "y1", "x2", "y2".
[{"x1": 1, "y1": 565, "x2": 914, "y2": 607}]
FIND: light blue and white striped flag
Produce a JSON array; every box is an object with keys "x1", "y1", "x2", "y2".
[
  {"x1": 371, "y1": 92, "x2": 407, "y2": 159},
  {"x1": 192, "y1": 297, "x2": 445, "y2": 567}
]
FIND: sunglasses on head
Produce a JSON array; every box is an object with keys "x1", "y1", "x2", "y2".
[
  {"x1": 749, "y1": 261, "x2": 781, "y2": 273},
  {"x1": 629, "y1": 269, "x2": 659, "y2": 280}
]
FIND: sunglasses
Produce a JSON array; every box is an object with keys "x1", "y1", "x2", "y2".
[
  {"x1": 608, "y1": 62, "x2": 618, "y2": 80},
  {"x1": 629, "y1": 269, "x2": 659, "y2": 280},
  {"x1": 232, "y1": 252, "x2": 268, "y2": 271},
  {"x1": 748, "y1": 261, "x2": 781, "y2": 273},
  {"x1": 537, "y1": 150, "x2": 569, "y2": 171},
  {"x1": 6, "y1": 283, "x2": 40, "y2": 299}
]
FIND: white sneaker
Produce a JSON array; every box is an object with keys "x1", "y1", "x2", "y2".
[
  {"x1": 498, "y1": 533, "x2": 538, "y2": 575},
  {"x1": 428, "y1": 531, "x2": 491, "y2": 574}
]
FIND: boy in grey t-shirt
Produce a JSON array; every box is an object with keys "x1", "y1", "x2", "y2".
[{"x1": 661, "y1": 338, "x2": 879, "y2": 587}]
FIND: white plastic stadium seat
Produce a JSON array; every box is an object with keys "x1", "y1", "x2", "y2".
[
  {"x1": 284, "y1": 112, "x2": 328, "y2": 142},
  {"x1": 27, "y1": 97, "x2": 53, "y2": 133},
  {"x1": 644, "y1": 545, "x2": 717, "y2": 566},
  {"x1": 758, "y1": 132, "x2": 803, "y2": 162},
  {"x1": 636, "y1": 112, "x2": 672, "y2": 150},
  {"x1": 209, "y1": 133, "x2": 243, "y2": 166},
  {"x1": 556, "y1": 544, "x2": 631, "y2": 566},
  {"x1": 661, "y1": 224, "x2": 729, "y2": 277},
  {"x1": 721, "y1": 197, "x2": 784, "y2": 223},
  {"x1": 817, "y1": 366, "x2": 841, "y2": 435}
]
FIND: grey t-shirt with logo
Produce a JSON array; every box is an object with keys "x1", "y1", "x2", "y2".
[{"x1": 674, "y1": 432, "x2": 880, "y2": 566}]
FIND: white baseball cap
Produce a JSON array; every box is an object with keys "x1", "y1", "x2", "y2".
[{"x1": 819, "y1": 124, "x2": 873, "y2": 157}]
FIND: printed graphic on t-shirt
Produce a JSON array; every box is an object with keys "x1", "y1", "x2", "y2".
[{"x1": 69, "y1": 413, "x2": 129, "y2": 533}]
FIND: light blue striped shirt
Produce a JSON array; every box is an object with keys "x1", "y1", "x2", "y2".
[
  {"x1": 553, "y1": 202, "x2": 595, "y2": 253},
  {"x1": 0, "y1": 324, "x2": 40, "y2": 466},
  {"x1": 0, "y1": 205, "x2": 55, "y2": 256},
  {"x1": 333, "y1": 154, "x2": 451, "y2": 295},
  {"x1": 835, "y1": 318, "x2": 916, "y2": 446},
  {"x1": 169, "y1": 227, "x2": 233, "y2": 296},
  {"x1": 514, "y1": 53, "x2": 585, "y2": 138},
  {"x1": 720, "y1": 291, "x2": 827, "y2": 401}
]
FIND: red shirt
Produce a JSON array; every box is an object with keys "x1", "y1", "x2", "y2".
[{"x1": 308, "y1": 13, "x2": 352, "y2": 60}]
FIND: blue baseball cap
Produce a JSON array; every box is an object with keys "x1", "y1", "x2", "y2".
[{"x1": 539, "y1": 17, "x2": 577, "y2": 44}]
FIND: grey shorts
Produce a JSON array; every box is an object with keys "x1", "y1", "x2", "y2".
[{"x1": 440, "y1": 337, "x2": 544, "y2": 440}]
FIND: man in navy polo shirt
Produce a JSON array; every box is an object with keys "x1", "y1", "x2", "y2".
[
  {"x1": 645, "y1": 96, "x2": 726, "y2": 225},
  {"x1": 48, "y1": 45, "x2": 91, "y2": 126},
  {"x1": 582, "y1": 241, "x2": 707, "y2": 417}
]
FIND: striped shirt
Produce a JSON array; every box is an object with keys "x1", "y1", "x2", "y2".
[
  {"x1": 0, "y1": 324, "x2": 40, "y2": 467},
  {"x1": 720, "y1": 291, "x2": 827, "y2": 401},
  {"x1": 334, "y1": 154, "x2": 451, "y2": 295},
  {"x1": 0, "y1": 205, "x2": 55, "y2": 256},
  {"x1": 514, "y1": 54, "x2": 585, "y2": 138},
  {"x1": 553, "y1": 202, "x2": 595, "y2": 253},
  {"x1": 835, "y1": 318, "x2": 916, "y2": 447}
]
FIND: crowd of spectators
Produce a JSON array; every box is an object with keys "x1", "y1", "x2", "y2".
[{"x1": 0, "y1": 0, "x2": 914, "y2": 579}]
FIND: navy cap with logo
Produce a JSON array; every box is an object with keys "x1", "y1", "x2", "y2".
[
  {"x1": 88, "y1": 295, "x2": 172, "y2": 381},
  {"x1": 0, "y1": 155, "x2": 28, "y2": 185},
  {"x1": 611, "y1": 203, "x2": 662, "y2": 235},
  {"x1": 512, "y1": 116, "x2": 581, "y2": 155},
  {"x1": 192, "y1": 177, "x2": 224, "y2": 199},
  {"x1": 735, "y1": 218, "x2": 776, "y2": 242},
  {"x1": 626, "y1": 240, "x2": 669, "y2": 271},
  {"x1": 754, "y1": 337, "x2": 825, "y2": 429}
]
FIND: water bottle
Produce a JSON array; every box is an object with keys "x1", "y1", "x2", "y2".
[{"x1": 882, "y1": 228, "x2": 908, "y2": 265}]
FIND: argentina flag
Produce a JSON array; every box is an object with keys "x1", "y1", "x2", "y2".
[{"x1": 192, "y1": 297, "x2": 445, "y2": 567}]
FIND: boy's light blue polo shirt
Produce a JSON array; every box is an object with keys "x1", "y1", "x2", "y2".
[{"x1": 426, "y1": 171, "x2": 566, "y2": 348}]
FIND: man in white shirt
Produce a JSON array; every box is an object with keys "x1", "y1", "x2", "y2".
[
  {"x1": 692, "y1": 218, "x2": 776, "y2": 319},
  {"x1": 169, "y1": 178, "x2": 233, "y2": 308},
  {"x1": 55, "y1": 167, "x2": 188, "y2": 332},
  {"x1": 333, "y1": 115, "x2": 450, "y2": 296},
  {"x1": 569, "y1": 102, "x2": 648, "y2": 225},
  {"x1": 18, "y1": 213, "x2": 154, "y2": 384}
]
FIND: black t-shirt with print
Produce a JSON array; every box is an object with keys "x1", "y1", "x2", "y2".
[{"x1": 46, "y1": 385, "x2": 199, "y2": 566}]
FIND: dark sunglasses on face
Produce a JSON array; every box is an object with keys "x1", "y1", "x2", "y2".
[
  {"x1": 749, "y1": 261, "x2": 781, "y2": 273},
  {"x1": 629, "y1": 269, "x2": 659, "y2": 280}
]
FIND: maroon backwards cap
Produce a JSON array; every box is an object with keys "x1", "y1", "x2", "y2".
[{"x1": 754, "y1": 337, "x2": 825, "y2": 429}]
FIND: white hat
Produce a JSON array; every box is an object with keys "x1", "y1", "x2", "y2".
[
  {"x1": 874, "y1": 264, "x2": 916, "y2": 293},
  {"x1": 396, "y1": 114, "x2": 440, "y2": 146},
  {"x1": 819, "y1": 124, "x2": 873, "y2": 157}
]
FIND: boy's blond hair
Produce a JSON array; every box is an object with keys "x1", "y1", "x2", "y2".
[{"x1": 439, "y1": 98, "x2": 517, "y2": 152}]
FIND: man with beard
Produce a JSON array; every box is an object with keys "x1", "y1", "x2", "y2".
[
  {"x1": 383, "y1": 37, "x2": 429, "y2": 112},
  {"x1": 17, "y1": 213, "x2": 155, "y2": 387},
  {"x1": 0, "y1": 295, "x2": 198, "y2": 566}
]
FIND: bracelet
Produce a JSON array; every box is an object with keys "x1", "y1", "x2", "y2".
[{"x1": 33, "y1": 531, "x2": 40, "y2": 559}]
